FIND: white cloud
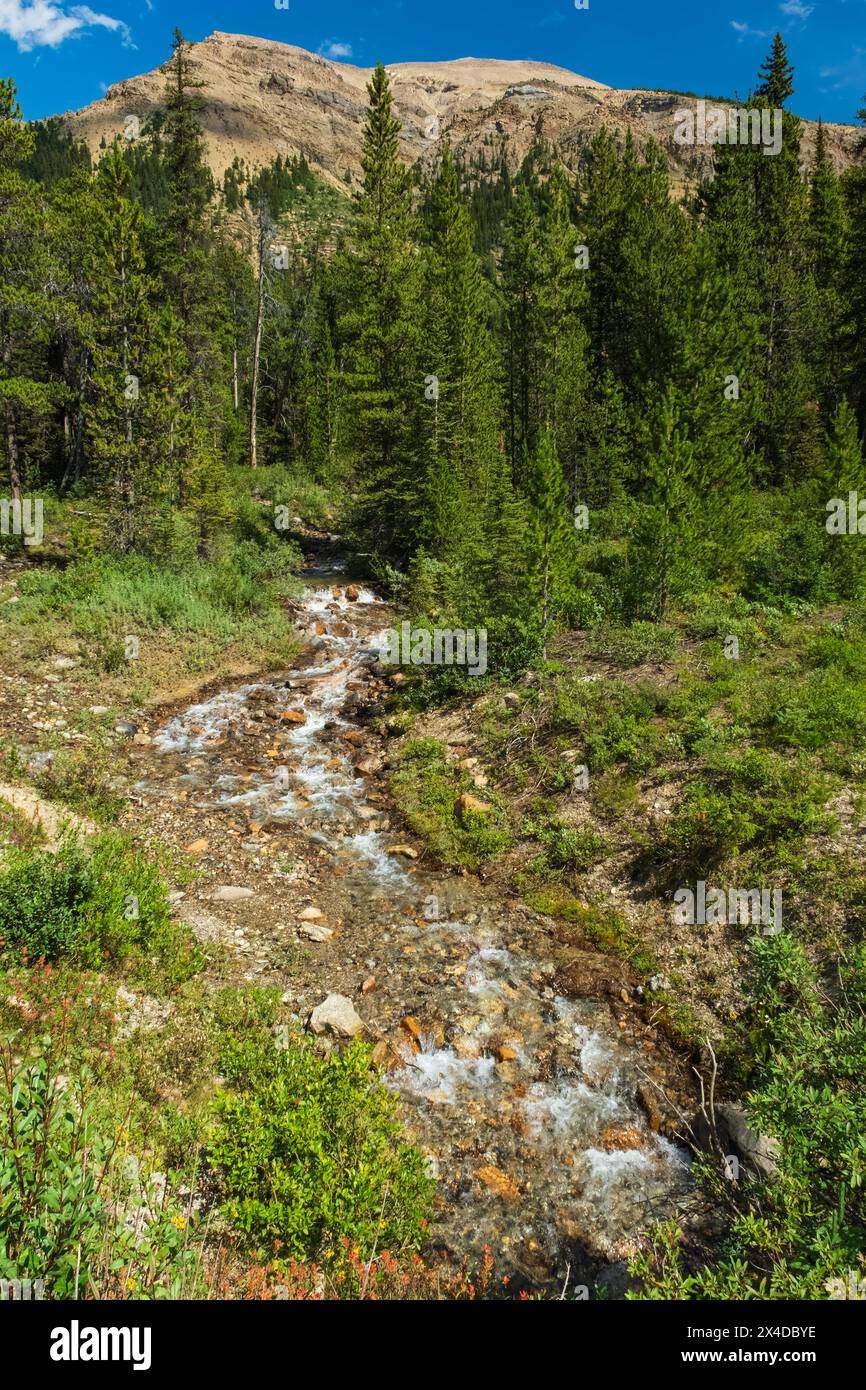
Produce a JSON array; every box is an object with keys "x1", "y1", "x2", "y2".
[
  {"x1": 730, "y1": 19, "x2": 771, "y2": 40},
  {"x1": 320, "y1": 40, "x2": 353, "y2": 59},
  {"x1": 779, "y1": 0, "x2": 813, "y2": 19},
  {"x1": 819, "y1": 47, "x2": 866, "y2": 91},
  {"x1": 0, "y1": 0, "x2": 132, "y2": 52}
]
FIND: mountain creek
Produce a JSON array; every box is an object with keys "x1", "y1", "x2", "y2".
[{"x1": 122, "y1": 539, "x2": 702, "y2": 1293}]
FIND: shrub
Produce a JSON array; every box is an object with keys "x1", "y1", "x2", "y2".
[
  {"x1": 522, "y1": 816, "x2": 609, "y2": 877},
  {"x1": 644, "y1": 750, "x2": 832, "y2": 881},
  {"x1": 0, "y1": 1040, "x2": 206, "y2": 1299},
  {"x1": 587, "y1": 622, "x2": 679, "y2": 667},
  {"x1": 551, "y1": 677, "x2": 671, "y2": 774},
  {"x1": 210, "y1": 1035, "x2": 434, "y2": 1265},
  {"x1": 0, "y1": 834, "x2": 199, "y2": 979},
  {"x1": 631, "y1": 940, "x2": 866, "y2": 1300}
]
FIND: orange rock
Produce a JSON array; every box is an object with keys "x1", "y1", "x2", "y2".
[
  {"x1": 496, "y1": 1044, "x2": 519, "y2": 1062},
  {"x1": 361, "y1": 976, "x2": 376, "y2": 994},
  {"x1": 455, "y1": 792, "x2": 492, "y2": 821},
  {"x1": 599, "y1": 1125, "x2": 644, "y2": 1152},
  {"x1": 315, "y1": 622, "x2": 327, "y2": 635},
  {"x1": 281, "y1": 710, "x2": 307, "y2": 725},
  {"x1": 184, "y1": 838, "x2": 208, "y2": 854},
  {"x1": 474, "y1": 1165, "x2": 520, "y2": 1200},
  {"x1": 345, "y1": 584, "x2": 360, "y2": 601},
  {"x1": 401, "y1": 1015, "x2": 423, "y2": 1040},
  {"x1": 371, "y1": 1038, "x2": 412, "y2": 1071}
]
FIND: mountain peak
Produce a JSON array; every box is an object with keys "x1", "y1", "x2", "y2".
[{"x1": 57, "y1": 32, "x2": 859, "y2": 192}]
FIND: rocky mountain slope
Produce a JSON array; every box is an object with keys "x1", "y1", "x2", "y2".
[{"x1": 57, "y1": 31, "x2": 860, "y2": 192}]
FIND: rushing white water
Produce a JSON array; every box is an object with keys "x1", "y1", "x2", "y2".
[{"x1": 151, "y1": 574, "x2": 693, "y2": 1284}]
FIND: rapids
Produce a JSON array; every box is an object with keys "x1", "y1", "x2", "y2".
[{"x1": 144, "y1": 558, "x2": 694, "y2": 1292}]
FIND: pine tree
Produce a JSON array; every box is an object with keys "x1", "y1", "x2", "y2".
[
  {"x1": 420, "y1": 144, "x2": 503, "y2": 584},
  {"x1": 702, "y1": 48, "x2": 813, "y2": 485},
  {"x1": 162, "y1": 29, "x2": 211, "y2": 347},
  {"x1": 0, "y1": 78, "x2": 57, "y2": 505},
  {"x1": 339, "y1": 64, "x2": 423, "y2": 565},
  {"x1": 524, "y1": 429, "x2": 574, "y2": 652},
  {"x1": 807, "y1": 122, "x2": 850, "y2": 412},
  {"x1": 819, "y1": 400, "x2": 866, "y2": 596},
  {"x1": 757, "y1": 33, "x2": 795, "y2": 108},
  {"x1": 502, "y1": 182, "x2": 543, "y2": 474},
  {"x1": 846, "y1": 97, "x2": 866, "y2": 433},
  {"x1": 537, "y1": 163, "x2": 590, "y2": 498},
  {"x1": 626, "y1": 387, "x2": 698, "y2": 620},
  {"x1": 85, "y1": 145, "x2": 162, "y2": 551}
]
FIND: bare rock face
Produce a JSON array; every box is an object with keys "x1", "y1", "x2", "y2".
[{"x1": 61, "y1": 32, "x2": 860, "y2": 197}]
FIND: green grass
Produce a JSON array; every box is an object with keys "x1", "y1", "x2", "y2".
[
  {"x1": 390, "y1": 737, "x2": 511, "y2": 867},
  {"x1": 523, "y1": 888, "x2": 658, "y2": 975}
]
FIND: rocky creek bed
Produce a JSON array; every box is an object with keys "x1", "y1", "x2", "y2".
[{"x1": 123, "y1": 543, "x2": 700, "y2": 1293}]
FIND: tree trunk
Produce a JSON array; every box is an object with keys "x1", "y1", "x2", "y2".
[
  {"x1": 1, "y1": 316, "x2": 22, "y2": 504},
  {"x1": 249, "y1": 215, "x2": 267, "y2": 470}
]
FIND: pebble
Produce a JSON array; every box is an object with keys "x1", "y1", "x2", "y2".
[{"x1": 212, "y1": 886, "x2": 255, "y2": 903}]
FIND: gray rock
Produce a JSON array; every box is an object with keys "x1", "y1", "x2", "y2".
[
  {"x1": 308, "y1": 993, "x2": 364, "y2": 1038},
  {"x1": 299, "y1": 922, "x2": 334, "y2": 942},
  {"x1": 694, "y1": 1102, "x2": 780, "y2": 1181},
  {"x1": 114, "y1": 720, "x2": 138, "y2": 736},
  {"x1": 211, "y1": 886, "x2": 255, "y2": 903},
  {"x1": 26, "y1": 750, "x2": 55, "y2": 775}
]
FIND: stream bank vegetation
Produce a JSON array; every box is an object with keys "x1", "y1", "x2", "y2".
[{"x1": 2, "y1": 27, "x2": 866, "y2": 1298}]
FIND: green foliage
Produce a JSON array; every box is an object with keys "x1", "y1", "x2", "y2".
[
  {"x1": 522, "y1": 815, "x2": 609, "y2": 876},
  {"x1": 390, "y1": 738, "x2": 511, "y2": 866},
  {"x1": 633, "y1": 939, "x2": 866, "y2": 1299},
  {"x1": 551, "y1": 676, "x2": 671, "y2": 775},
  {"x1": 210, "y1": 1034, "x2": 434, "y2": 1263},
  {"x1": 587, "y1": 622, "x2": 679, "y2": 667},
  {"x1": 0, "y1": 833, "x2": 199, "y2": 978},
  {"x1": 645, "y1": 749, "x2": 833, "y2": 880},
  {"x1": 0, "y1": 1045, "x2": 205, "y2": 1299}
]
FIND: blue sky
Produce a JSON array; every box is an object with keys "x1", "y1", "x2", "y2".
[{"x1": 2, "y1": 0, "x2": 864, "y2": 125}]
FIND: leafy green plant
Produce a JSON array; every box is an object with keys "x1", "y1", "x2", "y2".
[
  {"x1": 210, "y1": 1034, "x2": 434, "y2": 1265},
  {"x1": 0, "y1": 833, "x2": 199, "y2": 979},
  {"x1": 522, "y1": 815, "x2": 609, "y2": 876}
]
